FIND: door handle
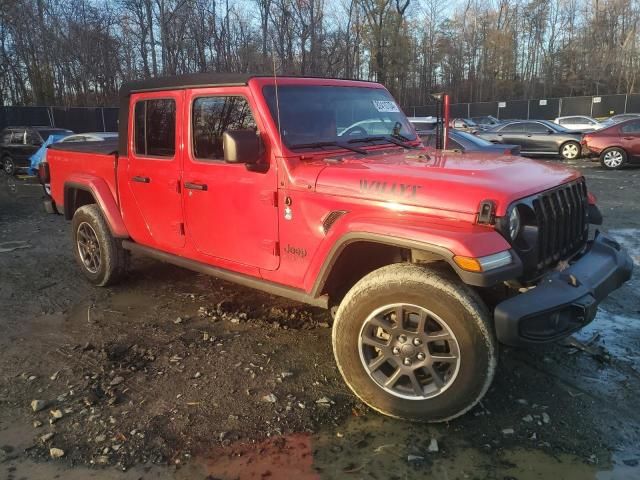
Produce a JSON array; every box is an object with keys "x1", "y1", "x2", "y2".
[
  {"x1": 184, "y1": 182, "x2": 208, "y2": 191},
  {"x1": 131, "y1": 176, "x2": 150, "y2": 183},
  {"x1": 624, "y1": 136, "x2": 634, "y2": 140}
]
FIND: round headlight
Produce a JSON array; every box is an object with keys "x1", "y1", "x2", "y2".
[{"x1": 509, "y1": 207, "x2": 521, "y2": 240}]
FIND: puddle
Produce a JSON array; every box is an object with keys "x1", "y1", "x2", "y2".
[{"x1": 608, "y1": 228, "x2": 640, "y2": 265}]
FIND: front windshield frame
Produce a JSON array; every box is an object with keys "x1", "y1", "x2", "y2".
[{"x1": 262, "y1": 85, "x2": 417, "y2": 152}]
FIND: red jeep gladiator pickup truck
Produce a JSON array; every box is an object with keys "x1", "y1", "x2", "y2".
[{"x1": 41, "y1": 73, "x2": 632, "y2": 422}]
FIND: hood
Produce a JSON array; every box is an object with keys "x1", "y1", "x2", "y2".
[{"x1": 315, "y1": 149, "x2": 581, "y2": 216}]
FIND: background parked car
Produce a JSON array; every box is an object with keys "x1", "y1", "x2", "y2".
[
  {"x1": 449, "y1": 118, "x2": 480, "y2": 133},
  {"x1": 1, "y1": 126, "x2": 73, "y2": 175},
  {"x1": 581, "y1": 118, "x2": 640, "y2": 170},
  {"x1": 418, "y1": 128, "x2": 521, "y2": 155},
  {"x1": 599, "y1": 113, "x2": 640, "y2": 128},
  {"x1": 471, "y1": 115, "x2": 502, "y2": 129},
  {"x1": 476, "y1": 119, "x2": 583, "y2": 160},
  {"x1": 406, "y1": 116, "x2": 437, "y2": 131},
  {"x1": 554, "y1": 115, "x2": 602, "y2": 131},
  {"x1": 35, "y1": 132, "x2": 118, "y2": 194}
]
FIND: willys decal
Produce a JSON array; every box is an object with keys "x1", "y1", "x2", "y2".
[{"x1": 359, "y1": 179, "x2": 422, "y2": 198}]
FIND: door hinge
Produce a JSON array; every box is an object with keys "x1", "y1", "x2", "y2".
[
  {"x1": 274, "y1": 241, "x2": 280, "y2": 256},
  {"x1": 273, "y1": 192, "x2": 278, "y2": 207},
  {"x1": 180, "y1": 223, "x2": 185, "y2": 236},
  {"x1": 176, "y1": 180, "x2": 182, "y2": 193}
]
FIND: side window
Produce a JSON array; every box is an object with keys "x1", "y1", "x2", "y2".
[
  {"x1": 621, "y1": 120, "x2": 640, "y2": 134},
  {"x1": 499, "y1": 123, "x2": 523, "y2": 133},
  {"x1": 26, "y1": 129, "x2": 41, "y2": 145},
  {"x1": 524, "y1": 122, "x2": 548, "y2": 133},
  {"x1": 192, "y1": 96, "x2": 257, "y2": 161},
  {"x1": 0, "y1": 130, "x2": 12, "y2": 144},
  {"x1": 134, "y1": 99, "x2": 176, "y2": 157},
  {"x1": 10, "y1": 130, "x2": 25, "y2": 144}
]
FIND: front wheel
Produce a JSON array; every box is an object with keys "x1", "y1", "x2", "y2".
[
  {"x1": 71, "y1": 204, "x2": 129, "y2": 286},
  {"x1": 600, "y1": 147, "x2": 626, "y2": 170},
  {"x1": 332, "y1": 263, "x2": 496, "y2": 422},
  {"x1": 560, "y1": 141, "x2": 581, "y2": 160},
  {"x1": 2, "y1": 156, "x2": 16, "y2": 176}
]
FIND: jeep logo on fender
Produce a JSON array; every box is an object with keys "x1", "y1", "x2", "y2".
[
  {"x1": 284, "y1": 244, "x2": 307, "y2": 258},
  {"x1": 359, "y1": 179, "x2": 422, "y2": 198}
]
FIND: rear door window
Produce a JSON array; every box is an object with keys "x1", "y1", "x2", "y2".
[
  {"x1": 10, "y1": 130, "x2": 25, "y2": 144},
  {"x1": 192, "y1": 96, "x2": 257, "y2": 161},
  {"x1": 621, "y1": 120, "x2": 640, "y2": 134},
  {"x1": 522, "y1": 122, "x2": 548, "y2": 133},
  {"x1": 0, "y1": 130, "x2": 12, "y2": 144},
  {"x1": 134, "y1": 99, "x2": 176, "y2": 157}
]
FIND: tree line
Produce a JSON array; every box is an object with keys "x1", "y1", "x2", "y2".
[{"x1": 1, "y1": 0, "x2": 639, "y2": 108}]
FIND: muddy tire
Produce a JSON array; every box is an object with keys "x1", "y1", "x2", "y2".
[
  {"x1": 71, "y1": 204, "x2": 128, "y2": 286},
  {"x1": 600, "y1": 147, "x2": 626, "y2": 170},
  {"x1": 2, "y1": 156, "x2": 16, "y2": 176},
  {"x1": 332, "y1": 263, "x2": 496, "y2": 422},
  {"x1": 560, "y1": 141, "x2": 581, "y2": 160}
]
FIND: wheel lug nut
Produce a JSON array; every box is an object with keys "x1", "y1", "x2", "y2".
[
  {"x1": 398, "y1": 335, "x2": 407, "y2": 343},
  {"x1": 417, "y1": 352, "x2": 426, "y2": 361},
  {"x1": 413, "y1": 338, "x2": 422, "y2": 346},
  {"x1": 403, "y1": 357, "x2": 412, "y2": 366},
  {"x1": 392, "y1": 346, "x2": 400, "y2": 355}
]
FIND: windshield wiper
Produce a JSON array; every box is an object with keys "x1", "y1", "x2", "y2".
[
  {"x1": 347, "y1": 135, "x2": 421, "y2": 150},
  {"x1": 289, "y1": 141, "x2": 368, "y2": 155}
]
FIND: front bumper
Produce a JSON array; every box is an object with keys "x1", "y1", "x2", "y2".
[{"x1": 494, "y1": 233, "x2": 633, "y2": 346}]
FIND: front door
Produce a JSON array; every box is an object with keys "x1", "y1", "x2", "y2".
[
  {"x1": 127, "y1": 91, "x2": 185, "y2": 251},
  {"x1": 182, "y1": 88, "x2": 279, "y2": 271}
]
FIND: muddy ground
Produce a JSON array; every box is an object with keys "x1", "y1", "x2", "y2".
[{"x1": 0, "y1": 159, "x2": 639, "y2": 480}]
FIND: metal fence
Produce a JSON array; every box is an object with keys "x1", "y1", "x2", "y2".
[
  {"x1": 0, "y1": 106, "x2": 119, "y2": 133},
  {"x1": 404, "y1": 93, "x2": 640, "y2": 120}
]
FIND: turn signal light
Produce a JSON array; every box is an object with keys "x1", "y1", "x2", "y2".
[{"x1": 453, "y1": 255, "x2": 483, "y2": 272}]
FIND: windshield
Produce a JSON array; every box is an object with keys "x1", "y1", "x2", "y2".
[
  {"x1": 539, "y1": 120, "x2": 570, "y2": 133},
  {"x1": 263, "y1": 85, "x2": 416, "y2": 150},
  {"x1": 454, "y1": 130, "x2": 493, "y2": 146}
]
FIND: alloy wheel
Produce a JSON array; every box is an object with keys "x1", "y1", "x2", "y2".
[
  {"x1": 358, "y1": 303, "x2": 461, "y2": 400},
  {"x1": 77, "y1": 222, "x2": 101, "y2": 274},
  {"x1": 603, "y1": 150, "x2": 624, "y2": 168},
  {"x1": 562, "y1": 143, "x2": 579, "y2": 159}
]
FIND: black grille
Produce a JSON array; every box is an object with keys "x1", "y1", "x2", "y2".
[{"x1": 532, "y1": 179, "x2": 588, "y2": 270}]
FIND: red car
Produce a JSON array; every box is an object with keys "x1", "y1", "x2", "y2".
[
  {"x1": 581, "y1": 118, "x2": 640, "y2": 169},
  {"x1": 41, "y1": 73, "x2": 632, "y2": 422}
]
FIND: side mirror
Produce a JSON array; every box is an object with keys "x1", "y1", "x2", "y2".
[{"x1": 223, "y1": 129, "x2": 262, "y2": 165}]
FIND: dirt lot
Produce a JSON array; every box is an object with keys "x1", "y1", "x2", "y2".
[{"x1": 1, "y1": 160, "x2": 639, "y2": 480}]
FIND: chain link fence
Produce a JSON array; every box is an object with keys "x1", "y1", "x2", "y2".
[
  {"x1": 0, "y1": 106, "x2": 119, "y2": 132},
  {"x1": 404, "y1": 93, "x2": 640, "y2": 120}
]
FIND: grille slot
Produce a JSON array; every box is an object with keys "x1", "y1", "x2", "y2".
[
  {"x1": 532, "y1": 179, "x2": 588, "y2": 270},
  {"x1": 322, "y1": 210, "x2": 347, "y2": 234}
]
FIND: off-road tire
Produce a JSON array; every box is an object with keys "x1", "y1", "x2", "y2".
[
  {"x1": 560, "y1": 141, "x2": 581, "y2": 160},
  {"x1": 2, "y1": 156, "x2": 16, "y2": 176},
  {"x1": 599, "y1": 147, "x2": 627, "y2": 170},
  {"x1": 71, "y1": 204, "x2": 129, "y2": 286},
  {"x1": 332, "y1": 263, "x2": 497, "y2": 422}
]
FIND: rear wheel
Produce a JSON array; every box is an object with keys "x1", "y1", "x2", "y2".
[
  {"x1": 2, "y1": 156, "x2": 16, "y2": 176},
  {"x1": 71, "y1": 204, "x2": 129, "y2": 286},
  {"x1": 600, "y1": 147, "x2": 626, "y2": 170},
  {"x1": 332, "y1": 263, "x2": 496, "y2": 422},
  {"x1": 560, "y1": 141, "x2": 581, "y2": 160}
]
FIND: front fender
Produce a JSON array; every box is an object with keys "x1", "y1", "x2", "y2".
[
  {"x1": 64, "y1": 174, "x2": 128, "y2": 238},
  {"x1": 306, "y1": 214, "x2": 520, "y2": 294}
]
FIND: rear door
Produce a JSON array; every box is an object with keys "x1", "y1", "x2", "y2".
[
  {"x1": 620, "y1": 120, "x2": 640, "y2": 161},
  {"x1": 182, "y1": 88, "x2": 279, "y2": 270},
  {"x1": 521, "y1": 122, "x2": 552, "y2": 152},
  {"x1": 127, "y1": 92, "x2": 185, "y2": 251}
]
